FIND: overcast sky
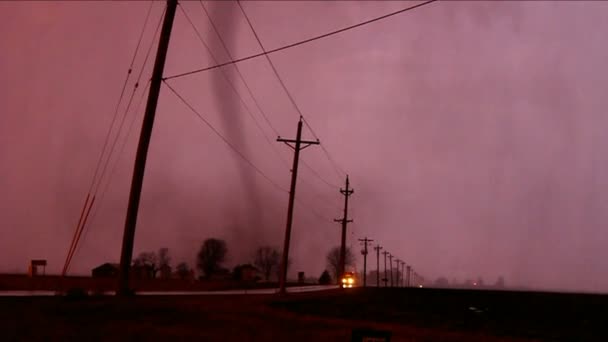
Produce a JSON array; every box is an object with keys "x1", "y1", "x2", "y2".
[{"x1": 2, "y1": 1, "x2": 608, "y2": 293}]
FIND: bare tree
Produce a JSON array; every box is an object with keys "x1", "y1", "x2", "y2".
[
  {"x1": 326, "y1": 246, "x2": 354, "y2": 280},
  {"x1": 176, "y1": 262, "x2": 191, "y2": 280},
  {"x1": 197, "y1": 238, "x2": 228, "y2": 278},
  {"x1": 158, "y1": 247, "x2": 171, "y2": 279},
  {"x1": 133, "y1": 251, "x2": 158, "y2": 278},
  {"x1": 253, "y1": 246, "x2": 280, "y2": 281}
]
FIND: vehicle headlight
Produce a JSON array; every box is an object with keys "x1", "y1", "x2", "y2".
[
  {"x1": 348, "y1": 278, "x2": 354, "y2": 284},
  {"x1": 342, "y1": 278, "x2": 347, "y2": 283}
]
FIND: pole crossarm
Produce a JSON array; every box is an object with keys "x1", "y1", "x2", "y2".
[{"x1": 277, "y1": 137, "x2": 319, "y2": 151}]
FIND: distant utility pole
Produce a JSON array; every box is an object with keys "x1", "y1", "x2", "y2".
[
  {"x1": 117, "y1": 0, "x2": 178, "y2": 296},
  {"x1": 374, "y1": 245, "x2": 382, "y2": 287},
  {"x1": 394, "y1": 259, "x2": 401, "y2": 288},
  {"x1": 401, "y1": 262, "x2": 406, "y2": 287},
  {"x1": 334, "y1": 176, "x2": 354, "y2": 280},
  {"x1": 358, "y1": 237, "x2": 373, "y2": 287},
  {"x1": 277, "y1": 117, "x2": 320, "y2": 295},
  {"x1": 406, "y1": 265, "x2": 411, "y2": 287},
  {"x1": 388, "y1": 253, "x2": 394, "y2": 287},
  {"x1": 382, "y1": 250, "x2": 389, "y2": 287}
]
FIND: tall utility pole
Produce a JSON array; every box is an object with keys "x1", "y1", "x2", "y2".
[
  {"x1": 401, "y1": 262, "x2": 406, "y2": 287},
  {"x1": 334, "y1": 176, "x2": 354, "y2": 281},
  {"x1": 388, "y1": 253, "x2": 394, "y2": 287},
  {"x1": 358, "y1": 237, "x2": 373, "y2": 287},
  {"x1": 374, "y1": 245, "x2": 382, "y2": 287},
  {"x1": 406, "y1": 265, "x2": 411, "y2": 287},
  {"x1": 277, "y1": 117, "x2": 319, "y2": 294},
  {"x1": 382, "y1": 250, "x2": 389, "y2": 287},
  {"x1": 117, "y1": 0, "x2": 178, "y2": 296}
]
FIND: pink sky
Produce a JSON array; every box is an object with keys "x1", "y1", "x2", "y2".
[{"x1": 2, "y1": 1, "x2": 608, "y2": 293}]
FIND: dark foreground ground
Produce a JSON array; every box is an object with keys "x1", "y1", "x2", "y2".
[{"x1": 1, "y1": 287, "x2": 606, "y2": 341}]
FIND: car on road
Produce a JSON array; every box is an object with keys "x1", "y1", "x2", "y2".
[{"x1": 340, "y1": 272, "x2": 355, "y2": 288}]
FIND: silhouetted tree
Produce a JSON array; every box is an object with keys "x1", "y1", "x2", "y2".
[
  {"x1": 197, "y1": 238, "x2": 227, "y2": 278},
  {"x1": 176, "y1": 262, "x2": 191, "y2": 280},
  {"x1": 319, "y1": 270, "x2": 331, "y2": 285},
  {"x1": 434, "y1": 277, "x2": 449, "y2": 287},
  {"x1": 253, "y1": 246, "x2": 280, "y2": 281},
  {"x1": 158, "y1": 247, "x2": 172, "y2": 279},
  {"x1": 326, "y1": 246, "x2": 355, "y2": 280},
  {"x1": 133, "y1": 251, "x2": 158, "y2": 278},
  {"x1": 495, "y1": 276, "x2": 505, "y2": 288}
]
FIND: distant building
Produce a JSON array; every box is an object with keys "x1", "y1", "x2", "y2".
[
  {"x1": 240, "y1": 265, "x2": 259, "y2": 282},
  {"x1": 232, "y1": 264, "x2": 260, "y2": 282},
  {"x1": 28, "y1": 259, "x2": 47, "y2": 277},
  {"x1": 92, "y1": 263, "x2": 119, "y2": 278}
]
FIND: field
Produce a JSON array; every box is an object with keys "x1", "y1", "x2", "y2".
[{"x1": 1, "y1": 287, "x2": 606, "y2": 341}]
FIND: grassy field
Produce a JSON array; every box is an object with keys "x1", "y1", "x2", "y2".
[{"x1": 1, "y1": 287, "x2": 605, "y2": 341}]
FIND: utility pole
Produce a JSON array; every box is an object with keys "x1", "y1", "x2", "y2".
[
  {"x1": 358, "y1": 237, "x2": 373, "y2": 287},
  {"x1": 117, "y1": 0, "x2": 178, "y2": 296},
  {"x1": 394, "y1": 259, "x2": 401, "y2": 288},
  {"x1": 277, "y1": 117, "x2": 319, "y2": 294},
  {"x1": 374, "y1": 245, "x2": 382, "y2": 287},
  {"x1": 406, "y1": 265, "x2": 411, "y2": 287},
  {"x1": 334, "y1": 176, "x2": 354, "y2": 281},
  {"x1": 388, "y1": 253, "x2": 394, "y2": 287},
  {"x1": 401, "y1": 262, "x2": 406, "y2": 287},
  {"x1": 382, "y1": 251, "x2": 389, "y2": 287}
]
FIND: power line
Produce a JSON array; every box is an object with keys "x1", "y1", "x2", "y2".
[
  {"x1": 237, "y1": 0, "x2": 347, "y2": 182},
  {"x1": 63, "y1": 2, "x2": 160, "y2": 274},
  {"x1": 164, "y1": 81, "x2": 336, "y2": 230},
  {"x1": 72, "y1": 80, "x2": 151, "y2": 263},
  {"x1": 199, "y1": 0, "x2": 281, "y2": 137},
  {"x1": 177, "y1": 3, "x2": 290, "y2": 171},
  {"x1": 199, "y1": 1, "x2": 341, "y2": 192},
  {"x1": 163, "y1": 80, "x2": 289, "y2": 195},
  {"x1": 164, "y1": 0, "x2": 437, "y2": 81},
  {"x1": 93, "y1": 4, "x2": 165, "y2": 195},
  {"x1": 87, "y1": 0, "x2": 156, "y2": 195}
]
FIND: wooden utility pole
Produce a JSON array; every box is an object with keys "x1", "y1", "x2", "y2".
[
  {"x1": 334, "y1": 176, "x2": 353, "y2": 281},
  {"x1": 401, "y1": 261, "x2": 406, "y2": 287},
  {"x1": 277, "y1": 117, "x2": 319, "y2": 294},
  {"x1": 388, "y1": 253, "x2": 394, "y2": 287},
  {"x1": 382, "y1": 250, "x2": 389, "y2": 287},
  {"x1": 406, "y1": 265, "x2": 411, "y2": 287},
  {"x1": 358, "y1": 237, "x2": 373, "y2": 287},
  {"x1": 394, "y1": 259, "x2": 401, "y2": 288},
  {"x1": 117, "y1": 0, "x2": 177, "y2": 296},
  {"x1": 374, "y1": 245, "x2": 382, "y2": 287}
]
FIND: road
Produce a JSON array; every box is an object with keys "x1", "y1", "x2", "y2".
[{"x1": 0, "y1": 284, "x2": 339, "y2": 296}]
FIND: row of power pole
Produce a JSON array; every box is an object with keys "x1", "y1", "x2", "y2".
[{"x1": 356, "y1": 240, "x2": 424, "y2": 288}]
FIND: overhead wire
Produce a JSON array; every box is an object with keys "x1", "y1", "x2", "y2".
[
  {"x1": 72, "y1": 80, "x2": 152, "y2": 263},
  {"x1": 236, "y1": 0, "x2": 347, "y2": 182},
  {"x1": 199, "y1": 0, "x2": 281, "y2": 138},
  {"x1": 183, "y1": 1, "x2": 341, "y2": 209},
  {"x1": 164, "y1": 81, "x2": 340, "y2": 228},
  {"x1": 199, "y1": 1, "x2": 340, "y2": 192},
  {"x1": 86, "y1": 1, "x2": 155, "y2": 195},
  {"x1": 64, "y1": 2, "x2": 162, "y2": 274},
  {"x1": 164, "y1": 0, "x2": 437, "y2": 81},
  {"x1": 176, "y1": 3, "x2": 291, "y2": 171},
  {"x1": 163, "y1": 80, "x2": 289, "y2": 195}
]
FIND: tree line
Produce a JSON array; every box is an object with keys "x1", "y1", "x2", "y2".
[{"x1": 132, "y1": 238, "x2": 356, "y2": 284}]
